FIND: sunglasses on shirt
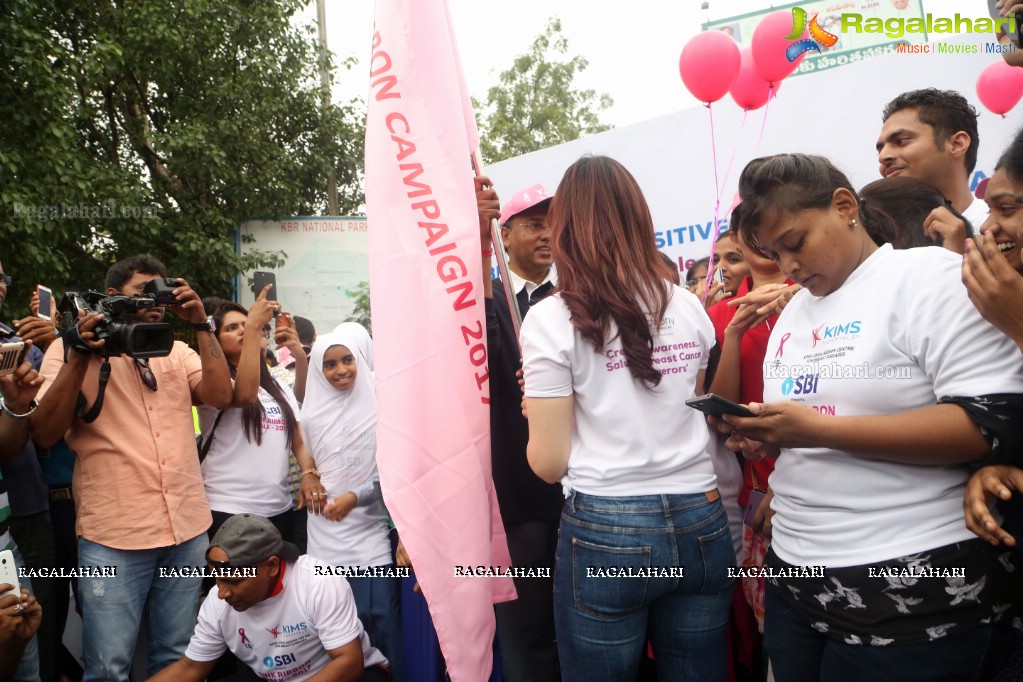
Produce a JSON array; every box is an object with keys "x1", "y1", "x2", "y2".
[{"x1": 135, "y1": 358, "x2": 158, "y2": 392}]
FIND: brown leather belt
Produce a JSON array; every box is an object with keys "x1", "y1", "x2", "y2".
[{"x1": 50, "y1": 487, "x2": 72, "y2": 502}]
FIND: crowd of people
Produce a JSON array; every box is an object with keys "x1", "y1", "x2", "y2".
[{"x1": 0, "y1": 85, "x2": 1022, "y2": 682}]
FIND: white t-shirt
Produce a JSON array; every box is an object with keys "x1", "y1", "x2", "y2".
[
  {"x1": 962, "y1": 195, "x2": 989, "y2": 232},
  {"x1": 521, "y1": 283, "x2": 718, "y2": 496},
  {"x1": 199, "y1": 378, "x2": 299, "y2": 517},
  {"x1": 185, "y1": 555, "x2": 387, "y2": 680},
  {"x1": 764, "y1": 244, "x2": 1023, "y2": 567}
]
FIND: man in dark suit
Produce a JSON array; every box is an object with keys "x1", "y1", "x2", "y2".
[{"x1": 480, "y1": 182, "x2": 562, "y2": 682}]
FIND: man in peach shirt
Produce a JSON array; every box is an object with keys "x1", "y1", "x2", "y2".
[{"x1": 32, "y1": 254, "x2": 233, "y2": 682}]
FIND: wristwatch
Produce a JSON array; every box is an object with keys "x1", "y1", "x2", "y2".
[{"x1": 192, "y1": 317, "x2": 216, "y2": 333}]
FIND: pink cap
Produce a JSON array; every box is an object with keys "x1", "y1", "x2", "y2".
[
  {"x1": 500, "y1": 183, "x2": 553, "y2": 226},
  {"x1": 974, "y1": 177, "x2": 990, "y2": 200}
]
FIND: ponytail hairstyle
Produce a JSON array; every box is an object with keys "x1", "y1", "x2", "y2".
[
  {"x1": 733, "y1": 154, "x2": 898, "y2": 254},
  {"x1": 549, "y1": 155, "x2": 674, "y2": 389},
  {"x1": 859, "y1": 177, "x2": 973, "y2": 249},
  {"x1": 210, "y1": 301, "x2": 297, "y2": 449}
]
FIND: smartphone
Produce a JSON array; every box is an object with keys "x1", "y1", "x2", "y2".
[
  {"x1": 744, "y1": 489, "x2": 768, "y2": 526},
  {"x1": 36, "y1": 285, "x2": 53, "y2": 321},
  {"x1": 252, "y1": 271, "x2": 277, "y2": 302},
  {"x1": 713, "y1": 268, "x2": 726, "y2": 285},
  {"x1": 685, "y1": 393, "x2": 755, "y2": 418},
  {"x1": 0, "y1": 550, "x2": 19, "y2": 600},
  {"x1": 0, "y1": 342, "x2": 27, "y2": 377},
  {"x1": 276, "y1": 312, "x2": 294, "y2": 330}
]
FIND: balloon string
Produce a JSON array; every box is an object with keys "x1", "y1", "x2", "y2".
[
  {"x1": 701, "y1": 103, "x2": 722, "y2": 304},
  {"x1": 758, "y1": 86, "x2": 775, "y2": 145},
  {"x1": 701, "y1": 102, "x2": 748, "y2": 305},
  {"x1": 707, "y1": 102, "x2": 720, "y2": 198}
]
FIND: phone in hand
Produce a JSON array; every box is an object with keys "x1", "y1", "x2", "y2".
[
  {"x1": 36, "y1": 285, "x2": 53, "y2": 321},
  {"x1": 744, "y1": 488, "x2": 768, "y2": 526},
  {"x1": 276, "y1": 312, "x2": 294, "y2": 330},
  {"x1": 713, "y1": 268, "x2": 725, "y2": 285},
  {"x1": 252, "y1": 271, "x2": 277, "y2": 301},
  {"x1": 0, "y1": 342, "x2": 27, "y2": 377},
  {"x1": 0, "y1": 550, "x2": 19, "y2": 600},
  {"x1": 685, "y1": 393, "x2": 755, "y2": 418}
]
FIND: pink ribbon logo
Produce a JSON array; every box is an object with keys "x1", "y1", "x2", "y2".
[
  {"x1": 239, "y1": 628, "x2": 252, "y2": 649},
  {"x1": 775, "y1": 332, "x2": 791, "y2": 360}
]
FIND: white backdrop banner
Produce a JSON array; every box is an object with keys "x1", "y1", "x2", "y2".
[{"x1": 488, "y1": 36, "x2": 1020, "y2": 278}]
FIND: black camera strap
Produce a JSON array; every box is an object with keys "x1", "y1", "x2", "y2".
[
  {"x1": 198, "y1": 411, "x2": 225, "y2": 463},
  {"x1": 76, "y1": 358, "x2": 111, "y2": 424}
]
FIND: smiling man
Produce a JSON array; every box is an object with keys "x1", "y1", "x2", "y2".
[
  {"x1": 146, "y1": 514, "x2": 388, "y2": 682},
  {"x1": 876, "y1": 89, "x2": 988, "y2": 229}
]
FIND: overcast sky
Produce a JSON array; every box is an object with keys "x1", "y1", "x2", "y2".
[{"x1": 308, "y1": 0, "x2": 991, "y2": 129}]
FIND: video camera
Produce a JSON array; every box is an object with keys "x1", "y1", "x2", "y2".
[{"x1": 57, "y1": 280, "x2": 182, "y2": 359}]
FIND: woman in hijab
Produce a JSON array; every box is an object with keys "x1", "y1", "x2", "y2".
[{"x1": 302, "y1": 322, "x2": 400, "y2": 671}]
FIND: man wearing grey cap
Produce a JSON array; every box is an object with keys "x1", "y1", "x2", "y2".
[{"x1": 146, "y1": 514, "x2": 388, "y2": 682}]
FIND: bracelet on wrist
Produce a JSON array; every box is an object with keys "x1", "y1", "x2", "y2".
[
  {"x1": 481, "y1": 245, "x2": 494, "y2": 258},
  {"x1": 301, "y1": 468, "x2": 320, "y2": 479},
  {"x1": 0, "y1": 398, "x2": 38, "y2": 419}
]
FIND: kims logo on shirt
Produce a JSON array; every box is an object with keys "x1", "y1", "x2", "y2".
[
  {"x1": 811, "y1": 320, "x2": 862, "y2": 348},
  {"x1": 265, "y1": 621, "x2": 308, "y2": 639}
]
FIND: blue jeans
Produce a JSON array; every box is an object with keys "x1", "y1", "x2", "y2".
[
  {"x1": 9, "y1": 543, "x2": 40, "y2": 682},
  {"x1": 78, "y1": 533, "x2": 207, "y2": 682},
  {"x1": 764, "y1": 581, "x2": 1001, "y2": 681},
  {"x1": 554, "y1": 491, "x2": 734, "y2": 682},
  {"x1": 348, "y1": 569, "x2": 402, "y2": 680}
]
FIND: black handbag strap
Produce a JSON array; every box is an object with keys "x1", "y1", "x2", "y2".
[{"x1": 198, "y1": 410, "x2": 226, "y2": 463}]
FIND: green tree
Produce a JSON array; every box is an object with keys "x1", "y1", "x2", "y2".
[
  {"x1": 475, "y1": 18, "x2": 614, "y2": 163},
  {"x1": 0, "y1": 0, "x2": 364, "y2": 319},
  {"x1": 344, "y1": 280, "x2": 372, "y2": 335}
]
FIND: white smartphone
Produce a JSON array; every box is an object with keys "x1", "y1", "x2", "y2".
[
  {"x1": 0, "y1": 550, "x2": 19, "y2": 599},
  {"x1": 713, "y1": 268, "x2": 726, "y2": 285},
  {"x1": 0, "y1": 342, "x2": 27, "y2": 377},
  {"x1": 36, "y1": 285, "x2": 53, "y2": 321}
]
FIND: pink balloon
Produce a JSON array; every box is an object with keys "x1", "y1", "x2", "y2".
[
  {"x1": 730, "y1": 47, "x2": 774, "y2": 110},
  {"x1": 976, "y1": 59, "x2": 1023, "y2": 116},
  {"x1": 751, "y1": 10, "x2": 805, "y2": 84},
  {"x1": 678, "y1": 30, "x2": 741, "y2": 104}
]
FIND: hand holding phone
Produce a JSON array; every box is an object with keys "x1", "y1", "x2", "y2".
[
  {"x1": 0, "y1": 343, "x2": 27, "y2": 377},
  {"x1": 0, "y1": 550, "x2": 19, "y2": 600},
  {"x1": 36, "y1": 286, "x2": 53, "y2": 321},
  {"x1": 685, "y1": 393, "x2": 755, "y2": 418},
  {"x1": 744, "y1": 488, "x2": 768, "y2": 526},
  {"x1": 276, "y1": 312, "x2": 294, "y2": 330},
  {"x1": 252, "y1": 271, "x2": 277, "y2": 301}
]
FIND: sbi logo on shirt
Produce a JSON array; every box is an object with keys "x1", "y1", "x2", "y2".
[
  {"x1": 264, "y1": 653, "x2": 297, "y2": 668},
  {"x1": 781, "y1": 373, "x2": 821, "y2": 396}
]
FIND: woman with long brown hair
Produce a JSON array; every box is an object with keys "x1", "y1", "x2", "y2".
[{"x1": 521, "y1": 155, "x2": 734, "y2": 681}]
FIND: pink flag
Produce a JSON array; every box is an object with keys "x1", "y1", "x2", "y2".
[{"x1": 365, "y1": 2, "x2": 515, "y2": 680}]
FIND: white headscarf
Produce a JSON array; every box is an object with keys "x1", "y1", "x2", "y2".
[
  {"x1": 333, "y1": 322, "x2": 373, "y2": 371},
  {"x1": 301, "y1": 323, "x2": 376, "y2": 477}
]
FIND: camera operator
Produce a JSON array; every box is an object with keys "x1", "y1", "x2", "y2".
[{"x1": 31, "y1": 254, "x2": 234, "y2": 681}]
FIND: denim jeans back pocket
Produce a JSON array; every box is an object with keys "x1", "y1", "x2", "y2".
[
  {"x1": 571, "y1": 537, "x2": 651, "y2": 620},
  {"x1": 695, "y1": 510, "x2": 735, "y2": 595}
]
